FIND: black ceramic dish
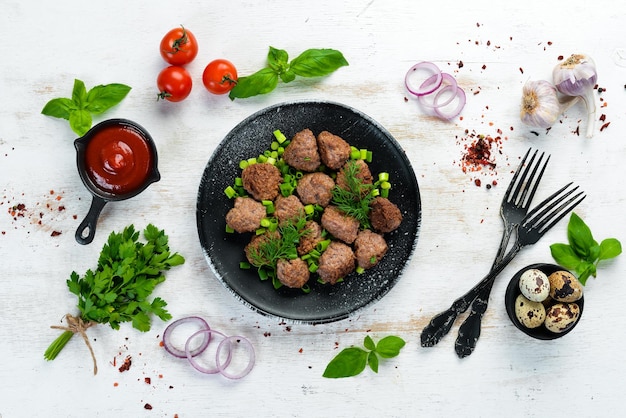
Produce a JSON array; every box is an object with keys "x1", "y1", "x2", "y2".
[
  {"x1": 74, "y1": 119, "x2": 160, "y2": 245},
  {"x1": 197, "y1": 101, "x2": 421, "y2": 324},
  {"x1": 505, "y1": 263, "x2": 584, "y2": 340}
]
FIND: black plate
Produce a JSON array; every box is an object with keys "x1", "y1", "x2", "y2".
[
  {"x1": 505, "y1": 263, "x2": 584, "y2": 340},
  {"x1": 197, "y1": 101, "x2": 421, "y2": 323}
]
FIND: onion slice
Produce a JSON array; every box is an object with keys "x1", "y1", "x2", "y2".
[
  {"x1": 417, "y1": 73, "x2": 458, "y2": 109},
  {"x1": 215, "y1": 336, "x2": 256, "y2": 379},
  {"x1": 433, "y1": 85, "x2": 466, "y2": 120},
  {"x1": 162, "y1": 316, "x2": 211, "y2": 359},
  {"x1": 405, "y1": 61, "x2": 443, "y2": 97},
  {"x1": 185, "y1": 328, "x2": 230, "y2": 375}
]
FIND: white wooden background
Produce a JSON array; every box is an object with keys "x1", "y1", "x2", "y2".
[{"x1": 1, "y1": 0, "x2": 625, "y2": 417}]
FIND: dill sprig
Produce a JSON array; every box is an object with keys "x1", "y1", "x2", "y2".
[{"x1": 331, "y1": 160, "x2": 375, "y2": 229}]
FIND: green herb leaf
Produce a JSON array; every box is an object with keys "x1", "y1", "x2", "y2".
[
  {"x1": 322, "y1": 347, "x2": 368, "y2": 378},
  {"x1": 289, "y1": 48, "x2": 349, "y2": 78},
  {"x1": 41, "y1": 78, "x2": 131, "y2": 136},
  {"x1": 323, "y1": 335, "x2": 405, "y2": 378},
  {"x1": 229, "y1": 67, "x2": 279, "y2": 99},
  {"x1": 267, "y1": 46, "x2": 289, "y2": 73},
  {"x1": 551, "y1": 213, "x2": 621, "y2": 285}
]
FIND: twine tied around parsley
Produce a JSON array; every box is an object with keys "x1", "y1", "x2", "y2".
[{"x1": 49, "y1": 314, "x2": 97, "y2": 374}]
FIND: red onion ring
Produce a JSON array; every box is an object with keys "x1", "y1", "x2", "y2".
[
  {"x1": 215, "y1": 336, "x2": 256, "y2": 379},
  {"x1": 433, "y1": 85, "x2": 466, "y2": 120},
  {"x1": 404, "y1": 61, "x2": 442, "y2": 97},
  {"x1": 184, "y1": 328, "x2": 231, "y2": 375},
  {"x1": 162, "y1": 316, "x2": 211, "y2": 359},
  {"x1": 417, "y1": 72, "x2": 458, "y2": 109}
]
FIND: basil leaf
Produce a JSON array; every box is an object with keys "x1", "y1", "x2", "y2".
[
  {"x1": 229, "y1": 67, "x2": 279, "y2": 99},
  {"x1": 550, "y1": 243, "x2": 582, "y2": 269},
  {"x1": 375, "y1": 335, "x2": 406, "y2": 358},
  {"x1": 41, "y1": 97, "x2": 75, "y2": 120},
  {"x1": 567, "y1": 213, "x2": 596, "y2": 258},
  {"x1": 363, "y1": 335, "x2": 376, "y2": 351},
  {"x1": 69, "y1": 109, "x2": 93, "y2": 136},
  {"x1": 86, "y1": 83, "x2": 131, "y2": 114},
  {"x1": 280, "y1": 70, "x2": 296, "y2": 83},
  {"x1": 598, "y1": 238, "x2": 622, "y2": 260},
  {"x1": 72, "y1": 79, "x2": 88, "y2": 107},
  {"x1": 267, "y1": 46, "x2": 289, "y2": 73},
  {"x1": 322, "y1": 347, "x2": 368, "y2": 378},
  {"x1": 290, "y1": 48, "x2": 349, "y2": 78},
  {"x1": 577, "y1": 263, "x2": 596, "y2": 285},
  {"x1": 367, "y1": 351, "x2": 379, "y2": 373}
]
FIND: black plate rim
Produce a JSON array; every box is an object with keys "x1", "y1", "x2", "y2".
[{"x1": 196, "y1": 100, "x2": 421, "y2": 324}]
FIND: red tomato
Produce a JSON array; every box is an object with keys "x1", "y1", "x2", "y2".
[
  {"x1": 202, "y1": 59, "x2": 238, "y2": 95},
  {"x1": 157, "y1": 66, "x2": 192, "y2": 102},
  {"x1": 160, "y1": 26, "x2": 198, "y2": 66}
]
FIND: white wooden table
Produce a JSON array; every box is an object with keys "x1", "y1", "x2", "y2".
[{"x1": 1, "y1": 1, "x2": 625, "y2": 416}]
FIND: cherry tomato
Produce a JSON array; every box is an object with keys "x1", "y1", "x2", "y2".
[
  {"x1": 157, "y1": 66, "x2": 192, "y2": 102},
  {"x1": 202, "y1": 59, "x2": 238, "y2": 95},
  {"x1": 160, "y1": 26, "x2": 198, "y2": 66}
]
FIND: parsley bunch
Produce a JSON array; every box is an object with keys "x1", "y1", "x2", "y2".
[{"x1": 44, "y1": 224, "x2": 184, "y2": 374}]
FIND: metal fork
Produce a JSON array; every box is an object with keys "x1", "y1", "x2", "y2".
[
  {"x1": 454, "y1": 149, "x2": 549, "y2": 357},
  {"x1": 421, "y1": 182, "x2": 585, "y2": 348}
]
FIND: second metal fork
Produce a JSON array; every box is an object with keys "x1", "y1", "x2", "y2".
[{"x1": 454, "y1": 149, "x2": 549, "y2": 357}]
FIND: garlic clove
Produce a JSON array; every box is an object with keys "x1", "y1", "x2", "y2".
[{"x1": 520, "y1": 80, "x2": 562, "y2": 129}]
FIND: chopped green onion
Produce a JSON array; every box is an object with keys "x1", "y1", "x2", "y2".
[
  {"x1": 380, "y1": 181, "x2": 391, "y2": 190},
  {"x1": 316, "y1": 239, "x2": 331, "y2": 252},
  {"x1": 280, "y1": 182, "x2": 294, "y2": 196},
  {"x1": 239, "y1": 160, "x2": 249, "y2": 170},
  {"x1": 225, "y1": 225, "x2": 235, "y2": 233},
  {"x1": 273, "y1": 129, "x2": 287, "y2": 143},
  {"x1": 255, "y1": 228, "x2": 266, "y2": 235},
  {"x1": 258, "y1": 268, "x2": 269, "y2": 280},
  {"x1": 366, "y1": 150, "x2": 373, "y2": 162},
  {"x1": 266, "y1": 157, "x2": 276, "y2": 165},
  {"x1": 247, "y1": 157, "x2": 257, "y2": 165},
  {"x1": 378, "y1": 172, "x2": 389, "y2": 182},
  {"x1": 270, "y1": 141, "x2": 279, "y2": 150},
  {"x1": 304, "y1": 204, "x2": 315, "y2": 215},
  {"x1": 239, "y1": 261, "x2": 251, "y2": 269},
  {"x1": 371, "y1": 188, "x2": 380, "y2": 197},
  {"x1": 356, "y1": 266, "x2": 365, "y2": 274},
  {"x1": 350, "y1": 147, "x2": 361, "y2": 160},
  {"x1": 235, "y1": 177, "x2": 243, "y2": 186},
  {"x1": 260, "y1": 218, "x2": 272, "y2": 228},
  {"x1": 257, "y1": 154, "x2": 268, "y2": 163},
  {"x1": 359, "y1": 149, "x2": 368, "y2": 160},
  {"x1": 224, "y1": 186, "x2": 237, "y2": 199},
  {"x1": 308, "y1": 263, "x2": 318, "y2": 273},
  {"x1": 381, "y1": 188, "x2": 389, "y2": 198}
]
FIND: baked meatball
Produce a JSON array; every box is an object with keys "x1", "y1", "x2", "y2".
[
  {"x1": 369, "y1": 197, "x2": 403, "y2": 233},
  {"x1": 241, "y1": 163, "x2": 282, "y2": 201},
  {"x1": 244, "y1": 230, "x2": 280, "y2": 266},
  {"x1": 276, "y1": 258, "x2": 310, "y2": 288},
  {"x1": 296, "y1": 172, "x2": 335, "y2": 207},
  {"x1": 226, "y1": 197, "x2": 266, "y2": 233},
  {"x1": 297, "y1": 220, "x2": 324, "y2": 256},
  {"x1": 354, "y1": 229, "x2": 388, "y2": 269},
  {"x1": 317, "y1": 130, "x2": 351, "y2": 170},
  {"x1": 274, "y1": 195, "x2": 305, "y2": 225},
  {"x1": 282, "y1": 129, "x2": 321, "y2": 172},
  {"x1": 336, "y1": 159, "x2": 373, "y2": 194},
  {"x1": 321, "y1": 205, "x2": 360, "y2": 244},
  {"x1": 317, "y1": 241, "x2": 355, "y2": 285}
]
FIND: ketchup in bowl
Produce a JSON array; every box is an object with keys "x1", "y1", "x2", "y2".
[{"x1": 84, "y1": 123, "x2": 153, "y2": 194}]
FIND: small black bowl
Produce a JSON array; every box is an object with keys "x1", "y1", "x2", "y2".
[
  {"x1": 505, "y1": 263, "x2": 584, "y2": 340},
  {"x1": 74, "y1": 119, "x2": 160, "y2": 245}
]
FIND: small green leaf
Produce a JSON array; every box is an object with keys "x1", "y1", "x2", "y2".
[
  {"x1": 69, "y1": 109, "x2": 92, "y2": 136},
  {"x1": 322, "y1": 347, "x2": 368, "y2": 378},
  {"x1": 41, "y1": 97, "x2": 76, "y2": 120},
  {"x1": 72, "y1": 79, "x2": 88, "y2": 107},
  {"x1": 367, "y1": 351, "x2": 379, "y2": 373},
  {"x1": 363, "y1": 335, "x2": 376, "y2": 351},
  {"x1": 550, "y1": 243, "x2": 583, "y2": 269},
  {"x1": 375, "y1": 335, "x2": 406, "y2": 358},
  {"x1": 85, "y1": 83, "x2": 131, "y2": 114},
  {"x1": 289, "y1": 48, "x2": 349, "y2": 78},
  {"x1": 267, "y1": 46, "x2": 289, "y2": 73},
  {"x1": 598, "y1": 238, "x2": 622, "y2": 260},
  {"x1": 567, "y1": 213, "x2": 596, "y2": 258},
  {"x1": 229, "y1": 67, "x2": 279, "y2": 99}
]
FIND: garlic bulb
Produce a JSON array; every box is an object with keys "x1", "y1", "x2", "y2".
[
  {"x1": 520, "y1": 80, "x2": 563, "y2": 129},
  {"x1": 553, "y1": 54, "x2": 597, "y2": 137}
]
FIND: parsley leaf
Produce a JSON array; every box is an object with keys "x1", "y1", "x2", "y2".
[
  {"x1": 323, "y1": 335, "x2": 405, "y2": 378},
  {"x1": 550, "y1": 213, "x2": 622, "y2": 285}
]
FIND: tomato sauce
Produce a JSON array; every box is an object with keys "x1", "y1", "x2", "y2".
[{"x1": 84, "y1": 124, "x2": 153, "y2": 194}]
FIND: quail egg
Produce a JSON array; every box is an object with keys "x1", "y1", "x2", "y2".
[
  {"x1": 544, "y1": 302, "x2": 580, "y2": 333},
  {"x1": 519, "y1": 268, "x2": 550, "y2": 302},
  {"x1": 548, "y1": 270, "x2": 583, "y2": 302},
  {"x1": 514, "y1": 294, "x2": 546, "y2": 329}
]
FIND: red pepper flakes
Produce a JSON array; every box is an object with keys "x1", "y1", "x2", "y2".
[
  {"x1": 144, "y1": 377, "x2": 151, "y2": 384},
  {"x1": 600, "y1": 122, "x2": 611, "y2": 131},
  {"x1": 118, "y1": 356, "x2": 132, "y2": 372},
  {"x1": 144, "y1": 404, "x2": 152, "y2": 410}
]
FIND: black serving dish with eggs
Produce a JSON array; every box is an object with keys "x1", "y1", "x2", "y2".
[{"x1": 505, "y1": 263, "x2": 584, "y2": 340}]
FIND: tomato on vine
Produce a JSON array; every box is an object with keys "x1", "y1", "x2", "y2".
[
  {"x1": 160, "y1": 26, "x2": 198, "y2": 66},
  {"x1": 202, "y1": 59, "x2": 238, "y2": 95},
  {"x1": 157, "y1": 66, "x2": 192, "y2": 102}
]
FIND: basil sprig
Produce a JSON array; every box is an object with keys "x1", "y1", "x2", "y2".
[
  {"x1": 323, "y1": 335, "x2": 405, "y2": 378},
  {"x1": 41, "y1": 79, "x2": 131, "y2": 136},
  {"x1": 550, "y1": 212, "x2": 622, "y2": 285},
  {"x1": 229, "y1": 46, "x2": 348, "y2": 100}
]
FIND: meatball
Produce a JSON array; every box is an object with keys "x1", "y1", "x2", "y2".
[
  {"x1": 317, "y1": 131, "x2": 351, "y2": 170},
  {"x1": 274, "y1": 195, "x2": 305, "y2": 225},
  {"x1": 321, "y1": 205, "x2": 360, "y2": 244},
  {"x1": 336, "y1": 159, "x2": 373, "y2": 193},
  {"x1": 226, "y1": 197, "x2": 266, "y2": 233},
  {"x1": 296, "y1": 172, "x2": 335, "y2": 207},
  {"x1": 354, "y1": 229, "x2": 388, "y2": 269},
  {"x1": 282, "y1": 129, "x2": 321, "y2": 172},
  {"x1": 297, "y1": 220, "x2": 324, "y2": 256},
  {"x1": 241, "y1": 162, "x2": 282, "y2": 201},
  {"x1": 369, "y1": 196, "x2": 402, "y2": 233},
  {"x1": 276, "y1": 258, "x2": 310, "y2": 289},
  {"x1": 244, "y1": 230, "x2": 280, "y2": 266},
  {"x1": 317, "y1": 241, "x2": 355, "y2": 285}
]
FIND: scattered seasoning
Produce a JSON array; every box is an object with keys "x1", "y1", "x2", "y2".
[
  {"x1": 144, "y1": 377, "x2": 151, "y2": 384},
  {"x1": 600, "y1": 122, "x2": 611, "y2": 131},
  {"x1": 144, "y1": 404, "x2": 152, "y2": 410},
  {"x1": 519, "y1": 67, "x2": 524, "y2": 74},
  {"x1": 118, "y1": 355, "x2": 132, "y2": 372},
  {"x1": 458, "y1": 60, "x2": 464, "y2": 68}
]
